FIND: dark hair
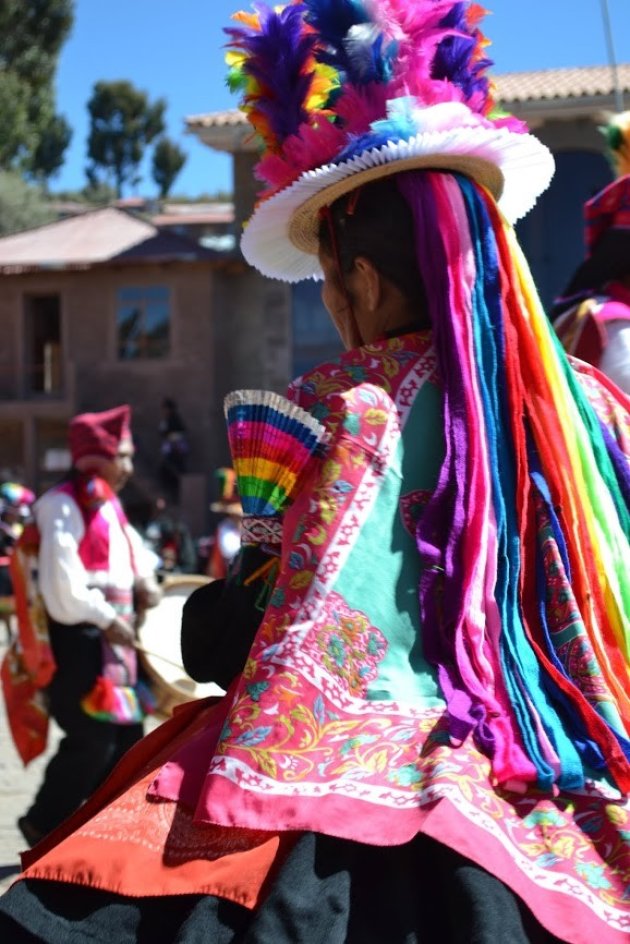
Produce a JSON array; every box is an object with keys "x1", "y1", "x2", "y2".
[{"x1": 318, "y1": 175, "x2": 428, "y2": 322}]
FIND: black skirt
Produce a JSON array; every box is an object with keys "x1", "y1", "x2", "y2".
[{"x1": 0, "y1": 831, "x2": 565, "y2": 943}]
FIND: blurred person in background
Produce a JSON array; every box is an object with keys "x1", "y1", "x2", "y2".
[
  {"x1": 206, "y1": 467, "x2": 243, "y2": 579},
  {"x1": 552, "y1": 112, "x2": 630, "y2": 394},
  {"x1": 13, "y1": 405, "x2": 161, "y2": 849},
  {"x1": 143, "y1": 496, "x2": 197, "y2": 576},
  {"x1": 0, "y1": 482, "x2": 35, "y2": 640},
  {"x1": 158, "y1": 397, "x2": 189, "y2": 504},
  {"x1": 0, "y1": 481, "x2": 35, "y2": 594}
]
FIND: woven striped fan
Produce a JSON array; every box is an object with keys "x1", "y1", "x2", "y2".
[{"x1": 224, "y1": 390, "x2": 327, "y2": 516}]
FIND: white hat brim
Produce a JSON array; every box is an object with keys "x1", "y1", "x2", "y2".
[{"x1": 241, "y1": 117, "x2": 554, "y2": 283}]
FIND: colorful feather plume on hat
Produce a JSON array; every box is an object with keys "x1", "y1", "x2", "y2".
[
  {"x1": 225, "y1": 0, "x2": 525, "y2": 201},
  {"x1": 605, "y1": 110, "x2": 630, "y2": 178},
  {"x1": 214, "y1": 467, "x2": 239, "y2": 503},
  {"x1": 224, "y1": 390, "x2": 327, "y2": 516},
  {"x1": 0, "y1": 482, "x2": 35, "y2": 508}
]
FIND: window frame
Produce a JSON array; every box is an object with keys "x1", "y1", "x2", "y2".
[{"x1": 115, "y1": 283, "x2": 172, "y2": 362}]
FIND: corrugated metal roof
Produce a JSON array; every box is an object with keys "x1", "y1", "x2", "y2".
[
  {"x1": 113, "y1": 229, "x2": 219, "y2": 262},
  {"x1": 161, "y1": 201, "x2": 233, "y2": 216},
  {"x1": 0, "y1": 207, "x2": 216, "y2": 272},
  {"x1": 186, "y1": 63, "x2": 630, "y2": 131},
  {"x1": 152, "y1": 212, "x2": 233, "y2": 226}
]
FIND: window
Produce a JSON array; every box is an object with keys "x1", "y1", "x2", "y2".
[
  {"x1": 24, "y1": 294, "x2": 63, "y2": 395},
  {"x1": 116, "y1": 285, "x2": 171, "y2": 360}
]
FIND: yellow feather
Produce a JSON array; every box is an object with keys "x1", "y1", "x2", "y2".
[{"x1": 232, "y1": 11, "x2": 262, "y2": 30}]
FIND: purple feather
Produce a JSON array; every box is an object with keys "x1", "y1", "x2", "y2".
[
  {"x1": 432, "y1": 3, "x2": 493, "y2": 104},
  {"x1": 226, "y1": 3, "x2": 319, "y2": 144}
]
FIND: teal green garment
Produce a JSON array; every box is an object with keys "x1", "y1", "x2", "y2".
[{"x1": 332, "y1": 380, "x2": 445, "y2": 705}]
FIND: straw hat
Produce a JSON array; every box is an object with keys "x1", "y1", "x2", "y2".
[
  {"x1": 227, "y1": 1, "x2": 554, "y2": 283},
  {"x1": 210, "y1": 500, "x2": 244, "y2": 516},
  {"x1": 210, "y1": 467, "x2": 243, "y2": 516}
]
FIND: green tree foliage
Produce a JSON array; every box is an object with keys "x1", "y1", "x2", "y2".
[
  {"x1": 87, "y1": 81, "x2": 166, "y2": 197},
  {"x1": 50, "y1": 180, "x2": 117, "y2": 206},
  {"x1": 0, "y1": 0, "x2": 74, "y2": 177},
  {"x1": 0, "y1": 171, "x2": 55, "y2": 235},
  {"x1": 81, "y1": 177, "x2": 118, "y2": 205},
  {"x1": 30, "y1": 110, "x2": 73, "y2": 184},
  {"x1": 0, "y1": 72, "x2": 32, "y2": 168},
  {"x1": 152, "y1": 136, "x2": 187, "y2": 198}
]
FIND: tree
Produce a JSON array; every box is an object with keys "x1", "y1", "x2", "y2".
[
  {"x1": 48, "y1": 179, "x2": 117, "y2": 206},
  {"x1": 0, "y1": 0, "x2": 74, "y2": 177},
  {"x1": 152, "y1": 137, "x2": 187, "y2": 198},
  {"x1": 81, "y1": 177, "x2": 117, "y2": 206},
  {"x1": 0, "y1": 172, "x2": 55, "y2": 236},
  {"x1": 29, "y1": 109, "x2": 73, "y2": 184},
  {"x1": 87, "y1": 81, "x2": 166, "y2": 197},
  {"x1": 0, "y1": 72, "x2": 32, "y2": 168}
]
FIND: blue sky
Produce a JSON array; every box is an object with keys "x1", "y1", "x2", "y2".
[{"x1": 53, "y1": 0, "x2": 630, "y2": 198}]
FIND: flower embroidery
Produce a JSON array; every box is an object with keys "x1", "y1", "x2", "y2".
[
  {"x1": 575, "y1": 862, "x2": 613, "y2": 890},
  {"x1": 306, "y1": 591, "x2": 387, "y2": 696}
]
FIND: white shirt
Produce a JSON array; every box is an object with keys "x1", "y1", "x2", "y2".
[
  {"x1": 599, "y1": 321, "x2": 630, "y2": 395},
  {"x1": 35, "y1": 488, "x2": 156, "y2": 629}
]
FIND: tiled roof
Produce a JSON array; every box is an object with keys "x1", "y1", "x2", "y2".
[
  {"x1": 112, "y1": 196, "x2": 148, "y2": 209},
  {"x1": 496, "y1": 63, "x2": 630, "y2": 104},
  {"x1": 186, "y1": 109, "x2": 247, "y2": 130},
  {"x1": 0, "y1": 207, "x2": 216, "y2": 272},
  {"x1": 186, "y1": 63, "x2": 630, "y2": 132}
]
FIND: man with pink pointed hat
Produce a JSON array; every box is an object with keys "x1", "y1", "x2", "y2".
[{"x1": 16, "y1": 404, "x2": 161, "y2": 848}]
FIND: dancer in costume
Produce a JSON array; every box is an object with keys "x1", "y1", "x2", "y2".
[
  {"x1": 0, "y1": 482, "x2": 35, "y2": 598},
  {"x1": 158, "y1": 397, "x2": 189, "y2": 504},
  {"x1": 553, "y1": 112, "x2": 630, "y2": 394},
  {"x1": 1, "y1": 3, "x2": 629, "y2": 942},
  {"x1": 0, "y1": 482, "x2": 35, "y2": 640},
  {"x1": 8, "y1": 406, "x2": 161, "y2": 849}
]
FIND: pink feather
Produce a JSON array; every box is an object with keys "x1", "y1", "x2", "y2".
[
  {"x1": 335, "y1": 83, "x2": 391, "y2": 135},
  {"x1": 256, "y1": 119, "x2": 346, "y2": 191}
]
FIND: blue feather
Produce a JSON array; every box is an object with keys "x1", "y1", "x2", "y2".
[
  {"x1": 334, "y1": 105, "x2": 418, "y2": 165},
  {"x1": 344, "y1": 24, "x2": 394, "y2": 84},
  {"x1": 304, "y1": 0, "x2": 393, "y2": 85},
  {"x1": 225, "y1": 3, "x2": 319, "y2": 144}
]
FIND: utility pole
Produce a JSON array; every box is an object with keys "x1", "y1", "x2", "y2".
[{"x1": 599, "y1": 0, "x2": 624, "y2": 112}]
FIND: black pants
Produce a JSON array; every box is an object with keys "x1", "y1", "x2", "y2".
[{"x1": 26, "y1": 620, "x2": 143, "y2": 836}]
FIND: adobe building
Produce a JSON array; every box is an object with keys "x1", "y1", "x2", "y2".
[{"x1": 0, "y1": 207, "x2": 250, "y2": 531}]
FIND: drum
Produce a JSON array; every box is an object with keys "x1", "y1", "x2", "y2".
[{"x1": 137, "y1": 574, "x2": 224, "y2": 718}]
